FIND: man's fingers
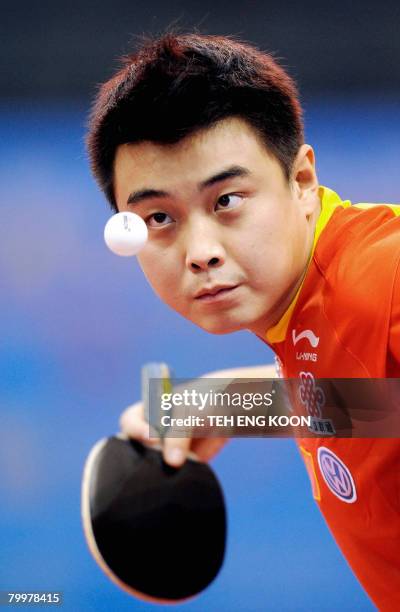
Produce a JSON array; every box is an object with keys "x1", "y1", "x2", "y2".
[
  {"x1": 162, "y1": 436, "x2": 228, "y2": 467},
  {"x1": 119, "y1": 402, "x2": 160, "y2": 444},
  {"x1": 119, "y1": 402, "x2": 145, "y2": 437},
  {"x1": 120, "y1": 404, "x2": 228, "y2": 466},
  {"x1": 162, "y1": 436, "x2": 192, "y2": 467},
  {"x1": 120, "y1": 405, "x2": 191, "y2": 465}
]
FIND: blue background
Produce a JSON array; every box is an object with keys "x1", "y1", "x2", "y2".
[
  {"x1": 1, "y1": 99, "x2": 398, "y2": 610},
  {"x1": 2, "y1": 2, "x2": 400, "y2": 605}
]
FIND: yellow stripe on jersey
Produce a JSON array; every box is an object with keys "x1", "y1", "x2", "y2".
[{"x1": 313, "y1": 186, "x2": 351, "y2": 246}]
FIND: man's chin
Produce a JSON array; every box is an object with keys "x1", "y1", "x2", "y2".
[{"x1": 194, "y1": 317, "x2": 245, "y2": 335}]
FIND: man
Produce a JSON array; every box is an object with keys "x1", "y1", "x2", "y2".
[{"x1": 87, "y1": 33, "x2": 400, "y2": 608}]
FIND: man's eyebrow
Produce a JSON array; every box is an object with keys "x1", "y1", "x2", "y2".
[
  {"x1": 199, "y1": 165, "x2": 251, "y2": 190},
  {"x1": 126, "y1": 165, "x2": 251, "y2": 206},
  {"x1": 127, "y1": 188, "x2": 169, "y2": 206}
]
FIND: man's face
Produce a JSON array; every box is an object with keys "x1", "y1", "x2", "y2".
[{"x1": 114, "y1": 117, "x2": 319, "y2": 336}]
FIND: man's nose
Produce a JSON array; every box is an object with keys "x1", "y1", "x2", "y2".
[{"x1": 184, "y1": 221, "x2": 225, "y2": 272}]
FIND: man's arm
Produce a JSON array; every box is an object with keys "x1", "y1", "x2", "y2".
[{"x1": 203, "y1": 364, "x2": 277, "y2": 379}]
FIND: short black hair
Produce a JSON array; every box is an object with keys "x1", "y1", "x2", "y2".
[{"x1": 87, "y1": 32, "x2": 304, "y2": 211}]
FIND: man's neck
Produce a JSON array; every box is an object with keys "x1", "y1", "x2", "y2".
[{"x1": 248, "y1": 193, "x2": 322, "y2": 339}]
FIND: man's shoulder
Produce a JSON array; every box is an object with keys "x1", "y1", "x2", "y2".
[
  {"x1": 307, "y1": 200, "x2": 400, "y2": 340},
  {"x1": 315, "y1": 199, "x2": 400, "y2": 279},
  {"x1": 292, "y1": 200, "x2": 400, "y2": 373}
]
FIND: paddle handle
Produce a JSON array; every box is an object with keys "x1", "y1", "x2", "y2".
[{"x1": 141, "y1": 362, "x2": 173, "y2": 440}]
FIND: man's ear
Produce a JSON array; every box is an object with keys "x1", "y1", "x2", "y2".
[{"x1": 291, "y1": 144, "x2": 319, "y2": 214}]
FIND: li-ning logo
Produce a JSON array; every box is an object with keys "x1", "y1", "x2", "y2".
[
  {"x1": 317, "y1": 447, "x2": 357, "y2": 503},
  {"x1": 292, "y1": 329, "x2": 320, "y2": 348},
  {"x1": 296, "y1": 351, "x2": 317, "y2": 362}
]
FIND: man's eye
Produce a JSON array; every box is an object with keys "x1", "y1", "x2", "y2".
[
  {"x1": 147, "y1": 212, "x2": 174, "y2": 227},
  {"x1": 215, "y1": 194, "x2": 243, "y2": 211}
]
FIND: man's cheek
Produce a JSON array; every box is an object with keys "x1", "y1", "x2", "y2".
[
  {"x1": 137, "y1": 251, "x2": 185, "y2": 308},
  {"x1": 148, "y1": 272, "x2": 183, "y2": 307}
]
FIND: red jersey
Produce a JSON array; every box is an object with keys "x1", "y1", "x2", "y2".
[{"x1": 265, "y1": 187, "x2": 400, "y2": 609}]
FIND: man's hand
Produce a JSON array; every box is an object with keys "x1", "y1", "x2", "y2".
[
  {"x1": 120, "y1": 364, "x2": 276, "y2": 467},
  {"x1": 120, "y1": 400, "x2": 227, "y2": 467}
]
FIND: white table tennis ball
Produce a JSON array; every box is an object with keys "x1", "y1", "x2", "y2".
[{"x1": 104, "y1": 212, "x2": 148, "y2": 257}]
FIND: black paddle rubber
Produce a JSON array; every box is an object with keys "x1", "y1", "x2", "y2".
[{"x1": 82, "y1": 435, "x2": 226, "y2": 602}]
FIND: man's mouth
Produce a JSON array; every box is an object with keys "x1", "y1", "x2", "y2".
[{"x1": 194, "y1": 284, "x2": 240, "y2": 302}]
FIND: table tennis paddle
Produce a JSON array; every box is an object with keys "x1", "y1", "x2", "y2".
[{"x1": 81, "y1": 363, "x2": 227, "y2": 603}]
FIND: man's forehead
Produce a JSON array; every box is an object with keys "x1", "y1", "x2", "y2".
[{"x1": 114, "y1": 118, "x2": 270, "y2": 192}]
